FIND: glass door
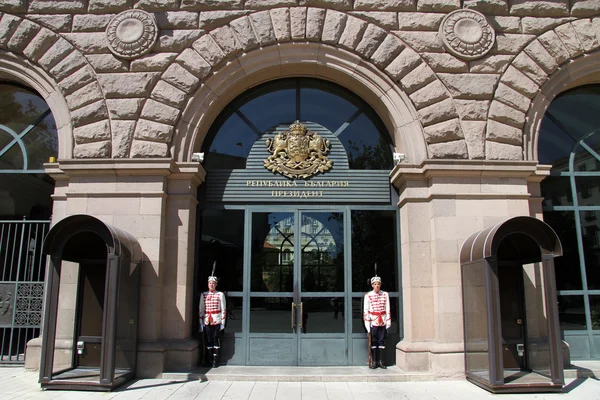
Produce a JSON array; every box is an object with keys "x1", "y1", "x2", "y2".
[{"x1": 246, "y1": 210, "x2": 347, "y2": 365}]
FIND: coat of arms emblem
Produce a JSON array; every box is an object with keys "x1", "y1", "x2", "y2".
[{"x1": 264, "y1": 121, "x2": 333, "y2": 179}]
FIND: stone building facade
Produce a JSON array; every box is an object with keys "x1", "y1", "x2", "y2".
[{"x1": 1, "y1": 0, "x2": 599, "y2": 379}]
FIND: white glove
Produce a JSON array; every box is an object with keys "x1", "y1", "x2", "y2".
[
  {"x1": 386, "y1": 322, "x2": 391, "y2": 330},
  {"x1": 220, "y1": 323, "x2": 225, "y2": 331},
  {"x1": 364, "y1": 323, "x2": 370, "y2": 333},
  {"x1": 199, "y1": 322, "x2": 204, "y2": 332}
]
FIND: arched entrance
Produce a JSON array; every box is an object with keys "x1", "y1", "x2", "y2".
[{"x1": 196, "y1": 78, "x2": 402, "y2": 366}]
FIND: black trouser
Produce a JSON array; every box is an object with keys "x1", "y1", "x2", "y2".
[
  {"x1": 371, "y1": 326, "x2": 386, "y2": 348},
  {"x1": 205, "y1": 324, "x2": 221, "y2": 349}
]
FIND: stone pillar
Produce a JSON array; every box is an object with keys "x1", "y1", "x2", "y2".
[{"x1": 391, "y1": 160, "x2": 548, "y2": 378}]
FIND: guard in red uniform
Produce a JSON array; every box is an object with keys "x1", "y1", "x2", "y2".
[
  {"x1": 363, "y1": 275, "x2": 391, "y2": 369},
  {"x1": 199, "y1": 269, "x2": 226, "y2": 368}
]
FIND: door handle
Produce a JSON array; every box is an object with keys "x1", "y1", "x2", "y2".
[
  {"x1": 298, "y1": 302, "x2": 303, "y2": 328},
  {"x1": 292, "y1": 302, "x2": 295, "y2": 329}
]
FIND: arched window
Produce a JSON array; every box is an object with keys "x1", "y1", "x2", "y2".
[
  {"x1": 0, "y1": 82, "x2": 57, "y2": 172},
  {"x1": 538, "y1": 84, "x2": 600, "y2": 360},
  {"x1": 202, "y1": 78, "x2": 393, "y2": 170}
]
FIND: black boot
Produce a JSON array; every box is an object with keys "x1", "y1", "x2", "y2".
[
  {"x1": 206, "y1": 348, "x2": 213, "y2": 367},
  {"x1": 377, "y1": 348, "x2": 387, "y2": 369},
  {"x1": 369, "y1": 348, "x2": 377, "y2": 369},
  {"x1": 212, "y1": 348, "x2": 220, "y2": 368}
]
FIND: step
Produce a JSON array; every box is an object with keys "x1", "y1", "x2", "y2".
[{"x1": 160, "y1": 366, "x2": 436, "y2": 382}]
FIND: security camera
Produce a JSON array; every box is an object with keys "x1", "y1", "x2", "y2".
[{"x1": 191, "y1": 152, "x2": 204, "y2": 163}]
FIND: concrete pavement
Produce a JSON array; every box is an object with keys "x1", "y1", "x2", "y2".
[{"x1": 1, "y1": 367, "x2": 599, "y2": 400}]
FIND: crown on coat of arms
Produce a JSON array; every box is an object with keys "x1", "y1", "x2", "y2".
[{"x1": 289, "y1": 121, "x2": 307, "y2": 136}]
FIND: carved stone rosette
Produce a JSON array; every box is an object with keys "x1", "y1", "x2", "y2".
[
  {"x1": 106, "y1": 10, "x2": 158, "y2": 59},
  {"x1": 264, "y1": 121, "x2": 333, "y2": 179},
  {"x1": 439, "y1": 9, "x2": 495, "y2": 60}
]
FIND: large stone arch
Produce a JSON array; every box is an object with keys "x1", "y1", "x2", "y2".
[
  {"x1": 0, "y1": 12, "x2": 111, "y2": 158},
  {"x1": 488, "y1": 18, "x2": 600, "y2": 161},
  {"x1": 141, "y1": 7, "x2": 465, "y2": 163}
]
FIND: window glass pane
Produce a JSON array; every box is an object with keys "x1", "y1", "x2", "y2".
[
  {"x1": 573, "y1": 132, "x2": 600, "y2": 169},
  {"x1": 579, "y1": 211, "x2": 600, "y2": 290},
  {"x1": 543, "y1": 211, "x2": 583, "y2": 290},
  {"x1": 205, "y1": 112, "x2": 255, "y2": 169},
  {"x1": 225, "y1": 297, "x2": 243, "y2": 333},
  {"x1": 300, "y1": 87, "x2": 357, "y2": 134},
  {"x1": 351, "y1": 210, "x2": 398, "y2": 292},
  {"x1": 558, "y1": 295, "x2": 587, "y2": 330},
  {"x1": 340, "y1": 113, "x2": 393, "y2": 169},
  {"x1": 239, "y1": 88, "x2": 296, "y2": 133},
  {"x1": 575, "y1": 176, "x2": 600, "y2": 206},
  {"x1": 540, "y1": 176, "x2": 573, "y2": 207},
  {"x1": 250, "y1": 297, "x2": 293, "y2": 333},
  {"x1": 199, "y1": 209, "x2": 244, "y2": 292},
  {"x1": 0, "y1": 83, "x2": 49, "y2": 133},
  {"x1": 590, "y1": 296, "x2": 600, "y2": 331},
  {"x1": 0, "y1": 142, "x2": 24, "y2": 169},
  {"x1": 301, "y1": 297, "x2": 344, "y2": 333},
  {"x1": 21, "y1": 112, "x2": 57, "y2": 170}
]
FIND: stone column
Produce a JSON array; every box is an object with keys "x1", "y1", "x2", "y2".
[{"x1": 391, "y1": 160, "x2": 548, "y2": 378}]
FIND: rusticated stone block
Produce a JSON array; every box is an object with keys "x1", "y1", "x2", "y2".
[
  {"x1": 154, "y1": 29, "x2": 203, "y2": 53},
  {"x1": 51, "y1": 51, "x2": 87, "y2": 80},
  {"x1": 299, "y1": 0, "x2": 352, "y2": 11},
  {"x1": 500, "y1": 66, "x2": 539, "y2": 98},
  {"x1": 246, "y1": 0, "x2": 296, "y2": 9},
  {"x1": 23, "y1": 28, "x2": 58, "y2": 62},
  {"x1": 455, "y1": 100, "x2": 490, "y2": 121},
  {"x1": 85, "y1": 53, "x2": 129, "y2": 72},
  {"x1": 521, "y1": 17, "x2": 574, "y2": 34},
  {"x1": 571, "y1": 0, "x2": 600, "y2": 17},
  {"x1": 130, "y1": 140, "x2": 169, "y2": 157},
  {"x1": 98, "y1": 72, "x2": 161, "y2": 98},
  {"x1": 0, "y1": 0, "x2": 26, "y2": 13},
  {"x1": 73, "y1": 14, "x2": 113, "y2": 32},
  {"x1": 338, "y1": 16, "x2": 367, "y2": 50},
  {"x1": 176, "y1": 48, "x2": 212, "y2": 79},
  {"x1": 350, "y1": 11, "x2": 398, "y2": 30},
  {"x1": 163, "y1": 63, "x2": 201, "y2": 93},
  {"x1": 249, "y1": 10, "x2": 277, "y2": 46},
  {"x1": 62, "y1": 32, "x2": 109, "y2": 54},
  {"x1": 26, "y1": 14, "x2": 72, "y2": 32},
  {"x1": 509, "y1": 0, "x2": 569, "y2": 17},
  {"x1": 485, "y1": 140, "x2": 522, "y2": 160},
  {"x1": 89, "y1": 0, "x2": 131, "y2": 14},
  {"x1": 65, "y1": 81, "x2": 104, "y2": 110},
  {"x1": 554, "y1": 23, "x2": 585, "y2": 57},
  {"x1": 73, "y1": 120, "x2": 111, "y2": 144},
  {"x1": 106, "y1": 98, "x2": 145, "y2": 119},
  {"x1": 463, "y1": 0, "x2": 509, "y2": 15},
  {"x1": 355, "y1": 24, "x2": 386, "y2": 58},
  {"x1": 492, "y1": 33, "x2": 535, "y2": 54},
  {"x1": 537, "y1": 30, "x2": 570, "y2": 64},
  {"x1": 181, "y1": 0, "x2": 243, "y2": 11},
  {"x1": 321, "y1": 9, "x2": 347, "y2": 44},
  {"x1": 417, "y1": 98, "x2": 457, "y2": 126},
  {"x1": 211, "y1": 25, "x2": 242, "y2": 56},
  {"x1": 306, "y1": 8, "x2": 326, "y2": 41},
  {"x1": 462, "y1": 120, "x2": 486, "y2": 159},
  {"x1": 199, "y1": 10, "x2": 250, "y2": 29},
  {"x1": 417, "y1": 0, "x2": 460, "y2": 12},
  {"x1": 37, "y1": 38, "x2": 74, "y2": 70},
  {"x1": 401, "y1": 61, "x2": 437, "y2": 94},
  {"x1": 487, "y1": 16, "x2": 521, "y2": 33},
  {"x1": 421, "y1": 53, "x2": 467, "y2": 73},
  {"x1": 571, "y1": 19, "x2": 600, "y2": 53},
  {"x1": 354, "y1": 0, "x2": 416, "y2": 11},
  {"x1": 384, "y1": 47, "x2": 421, "y2": 81},
  {"x1": 370, "y1": 34, "x2": 404, "y2": 68},
  {"x1": 140, "y1": 99, "x2": 180, "y2": 126},
  {"x1": 512, "y1": 52, "x2": 548, "y2": 86},
  {"x1": 438, "y1": 73, "x2": 499, "y2": 100},
  {"x1": 409, "y1": 80, "x2": 450, "y2": 109},
  {"x1": 28, "y1": 0, "x2": 86, "y2": 13},
  {"x1": 488, "y1": 100, "x2": 525, "y2": 128},
  {"x1": 290, "y1": 7, "x2": 307, "y2": 40},
  {"x1": 74, "y1": 140, "x2": 111, "y2": 158},
  {"x1": 0, "y1": 14, "x2": 22, "y2": 48},
  {"x1": 192, "y1": 34, "x2": 226, "y2": 67},
  {"x1": 494, "y1": 83, "x2": 531, "y2": 112},
  {"x1": 134, "y1": 0, "x2": 179, "y2": 11},
  {"x1": 428, "y1": 140, "x2": 469, "y2": 159},
  {"x1": 524, "y1": 39, "x2": 559, "y2": 74},
  {"x1": 71, "y1": 99, "x2": 108, "y2": 127},
  {"x1": 486, "y1": 119, "x2": 522, "y2": 145},
  {"x1": 151, "y1": 80, "x2": 187, "y2": 108},
  {"x1": 424, "y1": 118, "x2": 463, "y2": 144},
  {"x1": 155, "y1": 11, "x2": 199, "y2": 29},
  {"x1": 131, "y1": 53, "x2": 178, "y2": 72},
  {"x1": 111, "y1": 120, "x2": 135, "y2": 158},
  {"x1": 469, "y1": 55, "x2": 512, "y2": 73},
  {"x1": 7, "y1": 19, "x2": 40, "y2": 53},
  {"x1": 229, "y1": 16, "x2": 260, "y2": 50},
  {"x1": 270, "y1": 8, "x2": 291, "y2": 42},
  {"x1": 397, "y1": 12, "x2": 444, "y2": 31},
  {"x1": 134, "y1": 119, "x2": 175, "y2": 142},
  {"x1": 394, "y1": 31, "x2": 444, "y2": 53}
]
